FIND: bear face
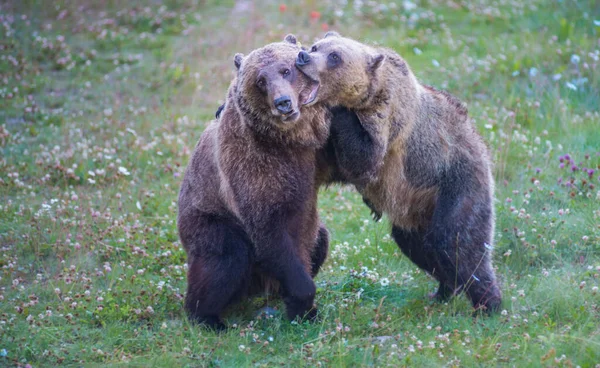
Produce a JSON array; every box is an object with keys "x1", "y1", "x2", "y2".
[
  {"x1": 295, "y1": 31, "x2": 385, "y2": 108},
  {"x1": 233, "y1": 36, "x2": 319, "y2": 131}
]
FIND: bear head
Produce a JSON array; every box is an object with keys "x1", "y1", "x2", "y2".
[
  {"x1": 233, "y1": 34, "x2": 320, "y2": 131},
  {"x1": 295, "y1": 31, "x2": 385, "y2": 107}
]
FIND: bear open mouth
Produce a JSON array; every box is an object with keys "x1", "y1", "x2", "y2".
[
  {"x1": 281, "y1": 110, "x2": 300, "y2": 121},
  {"x1": 300, "y1": 82, "x2": 320, "y2": 106}
]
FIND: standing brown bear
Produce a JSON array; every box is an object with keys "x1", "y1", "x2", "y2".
[
  {"x1": 296, "y1": 32, "x2": 502, "y2": 312},
  {"x1": 178, "y1": 35, "x2": 328, "y2": 330}
]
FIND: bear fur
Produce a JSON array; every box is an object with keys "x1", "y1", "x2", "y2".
[
  {"x1": 215, "y1": 103, "x2": 359, "y2": 187},
  {"x1": 296, "y1": 32, "x2": 502, "y2": 312},
  {"x1": 178, "y1": 35, "x2": 329, "y2": 330}
]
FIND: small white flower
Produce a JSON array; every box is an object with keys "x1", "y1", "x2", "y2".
[
  {"x1": 380, "y1": 278, "x2": 390, "y2": 287},
  {"x1": 529, "y1": 67, "x2": 538, "y2": 77},
  {"x1": 413, "y1": 47, "x2": 422, "y2": 55},
  {"x1": 432, "y1": 59, "x2": 440, "y2": 67},
  {"x1": 570, "y1": 54, "x2": 580, "y2": 64},
  {"x1": 118, "y1": 166, "x2": 130, "y2": 176},
  {"x1": 103, "y1": 108, "x2": 113, "y2": 117},
  {"x1": 403, "y1": 1, "x2": 417, "y2": 11}
]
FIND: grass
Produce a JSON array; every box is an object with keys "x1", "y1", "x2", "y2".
[{"x1": 1, "y1": 0, "x2": 599, "y2": 366}]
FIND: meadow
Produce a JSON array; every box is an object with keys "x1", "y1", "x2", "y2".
[{"x1": 1, "y1": 0, "x2": 599, "y2": 366}]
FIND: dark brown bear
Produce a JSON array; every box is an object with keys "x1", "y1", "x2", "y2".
[
  {"x1": 296, "y1": 32, "x2": 502, "y2": 312},
  {"x1": 178, "y1": 35, "x2": 328, "y2": 330}
]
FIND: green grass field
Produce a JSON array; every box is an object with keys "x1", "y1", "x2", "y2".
[{"x1": 1, "y1": 0, "x2": 599, "y2": 366}]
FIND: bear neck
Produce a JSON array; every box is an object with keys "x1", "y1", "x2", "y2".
[{"x1": 374, "y1": 63, "x2": 422, "y2": 143}]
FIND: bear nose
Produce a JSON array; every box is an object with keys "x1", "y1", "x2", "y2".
[
  {"x1": 296, "y1": 51, "x2": 311, "y2": 67},
  {"x1": 274, "y1": 96, "x2": 292, "y2": 114}
]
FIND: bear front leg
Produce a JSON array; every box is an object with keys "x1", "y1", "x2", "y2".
[
  {"x1": 362, "y1": 196, "x2": 383, "y2": 222},
  {"x1": 329, "y1": 106, "x2": 388, "y2": 186},
  {"x1": 254, "y1": 230, "x2": 318, "y2": 322},
  {"x1": 351, "y1": 108, "x2": 391, "y2": 183},
  {"x1": 310, "y1": 224, "x2": 329, "y2": 278}
]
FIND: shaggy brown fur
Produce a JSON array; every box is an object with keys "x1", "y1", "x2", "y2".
[
  {"x1": 178, "y1": 35, "x2": 329, "y2": 330},
  {"x1": 296, "y1": 32, "x2": 502, "y2": 312}
]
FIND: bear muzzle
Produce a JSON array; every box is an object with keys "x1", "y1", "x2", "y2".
[
  {"x1": 296, "y1": 51, "x2": 311, "y2": 67},
  {"x1": 274, "y1": 95, "x2": 293, "y2": 114}
]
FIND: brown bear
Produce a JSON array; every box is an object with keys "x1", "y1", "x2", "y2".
[
  {"x1": 178, "y1": 35, "x2": 329, "y2": 330},
  {"x1": 295, "y1": 32, "x2": 502, "y2": 312}
]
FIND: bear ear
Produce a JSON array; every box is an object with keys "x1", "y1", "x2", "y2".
[
  {"x1": 284, "y1": 34, "x2": 298, "y2": 44},
  {"x1": 234, "y1": 53, "x2": 244, "y2": 70},
  {"x1": 324, "y1": 31, "x2": 341, "y2": 38},
  {"x1": 368, "y1": 54, "x2": 385, "y2": 73}
]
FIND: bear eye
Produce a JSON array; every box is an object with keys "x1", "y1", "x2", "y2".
[
  {"x1": 256, "y1": 78, "x2": 266, "y2": 89},
  {"x1": 310, "y1": 45, "x2": 317, "y2": 52},
  {"x1": 327, "y1": 52, "x2": 341, "y2": 68},
  {"x1": 282, "y1": 68, "x2": 291, "y2": 77}
]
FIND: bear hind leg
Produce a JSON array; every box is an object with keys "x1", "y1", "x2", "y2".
[
  {"x1": 433, "y1": 246, "x2": 501, "y2": 313},
  {"x1": 426, "y1": 165, "x2": 502, "y2": 313},
  {"x1": 185, "y1": 216, "x2": 253, "y2": 330}
]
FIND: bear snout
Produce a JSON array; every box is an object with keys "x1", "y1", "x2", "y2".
[
  {"x1": 296, "y1": 51, "x2": 311, "y2": 67},
  {"x1": 274, "y1": 95, "x2": 293, "y2": 114}
]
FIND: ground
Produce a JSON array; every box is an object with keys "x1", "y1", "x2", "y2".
[{"x1": 0, "y1": 0, "x2": 599, "y2": 367}]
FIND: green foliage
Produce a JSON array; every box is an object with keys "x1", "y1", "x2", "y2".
[{"x1": 1, "y1": 0, "x2": 599, "y2": 366}]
